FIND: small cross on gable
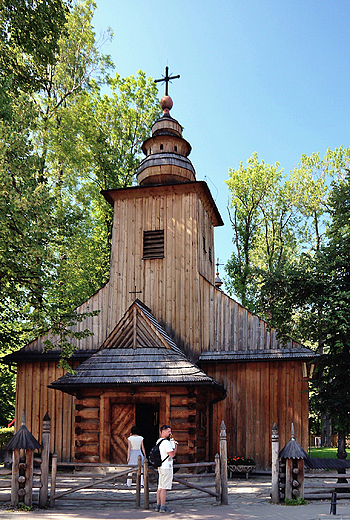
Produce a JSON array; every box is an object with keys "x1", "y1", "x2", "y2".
[{"x1": 129, "y1": 286, "x2": 142, "y2": 299}]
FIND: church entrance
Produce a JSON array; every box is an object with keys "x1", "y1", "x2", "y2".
[
  {"x1": 135, "y1": 403, "x2": 159, "y2": 458},
  {"x1": 109, "y1": 402, "x2": 160, "y2": 464}
]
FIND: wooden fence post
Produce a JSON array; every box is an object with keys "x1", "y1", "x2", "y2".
[
  {"x1": 215, "y1": 453, "x2": 221, "y2": 502},
  {"x1": 50, "y1": 452, "x2": 57, "y2": 507},
  {"x1": 39, "y1": 412, "x2": 51, "y2": 507},
  {"x1": 220, "y1": 421, "x2": 228, "y2": 505},
  {"x1": 143, "y1": 457, "x2": 149, "y2": 509},
  {"x1": 11, "y1": 449, "x2": 20, "y2": 507},
  {"x1": 279, "y1": 423, "x2": 307, "y2": 501},
  {"x1": 285, "y1": 458, "x2": 293, "y2": 499},
  {"x1": 271, "y1": 423, "x2": 280, "y2": 503},
  {"x1": 135, "y1": 455, "x2": 142, "y2": 507},
  {"x1": 24, "y1": 449, "x2": 34, "y2": 507},
  {"x1": 296, "y1": 458, "x2": 305, "y2": 499}
]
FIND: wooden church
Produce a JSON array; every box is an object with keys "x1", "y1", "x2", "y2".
[{"x1": 3, "y1": 87, "x2": 316, "y2": 470}]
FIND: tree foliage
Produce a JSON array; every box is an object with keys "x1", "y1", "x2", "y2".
[
  {"x1": 259, "y1": 173, "x2": 350, "y2": 447},
  {"x1": 0, "y1": 0, "x2": 161, "y2": 424},
  {"x1": 225, "y1": 152, "x2": 327, "y2": 312},
  {"x1": 226, "y1": 148, "x2": 350, "y2": 449}
]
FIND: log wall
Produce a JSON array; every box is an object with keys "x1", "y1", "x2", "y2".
[
  {"x1": 206, "y1": 360, "x2": 309, "y2": 470},
  {"x1": 73, "y1": 386, "x2": 212, "y2": 464}
]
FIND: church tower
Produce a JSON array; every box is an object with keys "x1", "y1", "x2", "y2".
[{"x1": 103, "y1": 92, "x2": 223, "y2": 360}]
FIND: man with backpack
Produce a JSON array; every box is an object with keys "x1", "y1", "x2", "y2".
[{"x1": 154, "y1": 425, "x2": 178, "y2": 514}]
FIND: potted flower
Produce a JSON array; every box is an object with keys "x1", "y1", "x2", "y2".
[{"x1": 227, "y1": 456, "x2": 256, "y2": 479}]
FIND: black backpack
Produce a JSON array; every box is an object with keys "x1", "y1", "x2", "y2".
[{"x1": 148, "y1": 438, "x2": 169, "y2": 468}]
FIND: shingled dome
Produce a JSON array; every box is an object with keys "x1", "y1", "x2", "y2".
[
  {"x1": 4, "y1": 425, "x2": 42, "y2": 451},
  {"x1": 279, "y1": 424, "x2": 308, "y2": 459}
]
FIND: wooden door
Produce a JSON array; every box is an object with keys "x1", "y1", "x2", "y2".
[{"x1": 110, "y1": 404, "x2": 135, "y2": 464}]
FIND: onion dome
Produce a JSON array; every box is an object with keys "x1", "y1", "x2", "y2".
[
  {"x1": 136, "y1": 95, "x2": 196, "y2": 186},
  {"x1": 215, "y1": 272, "x2": 223, "y2": 289}
]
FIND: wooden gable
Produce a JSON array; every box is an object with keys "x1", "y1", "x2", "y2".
[{"x1": 49, "y1": 300, "x2": 224, "y2": 394}]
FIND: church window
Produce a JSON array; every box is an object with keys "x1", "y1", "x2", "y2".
[
  {"x1": 203, "y1": 236, "x2": 207, "y2": 253},
  {"x1": 143, "y1": 230, "x2": 164, "y2": 259},
  {"x1": 160, "y1": 144, "x2": 163, "y2": 150},
  {"x1": 209, "y1": 246, "x2": 212, "y2": 264},
  {"x1": 174, "y1": 145, "x2": 177, "y2": 152}
]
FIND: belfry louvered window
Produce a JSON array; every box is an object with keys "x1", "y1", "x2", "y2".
[{"x1": 143, "y1": 230, "x2": 164, "y2": 259}]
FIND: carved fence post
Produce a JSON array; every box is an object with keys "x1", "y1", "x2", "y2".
[
  {"x1": 271, "y1": 423, "x2": 280, "y2": 503},
  {"x1": 220, "y1": 421, "x2": 228, "y2": 505},
  {"x1": 5, "y1": 410, "x2": 42, "y2": 508},
  {"x1": 50, "y1": 452, "x2": 57, "y2": 507},
  {"x1": 215, "y1": 453, "x2": 221, "y2": 502},
  {"x1": 143, "y1": 457, "x2": 149, "y2": 509},
  {"x1": 39, "y1": 412, "x2": 51, "y2": 507},
  {"x1": 24, "y1": 449, "x2": 34, "y2": 507},
  {"x1": 279, "y1": 423, "x2": 307, "y2": 501},
  {"x1": 11, "y1": 449, "x2": 20, "y2": 507},
  {"x1": 135, "y1": 454, "x2": 142, "y2": 507}
]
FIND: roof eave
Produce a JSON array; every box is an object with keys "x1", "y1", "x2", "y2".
[{"x1": 48, "y1": 379, "x2": 225, "y2": 395}]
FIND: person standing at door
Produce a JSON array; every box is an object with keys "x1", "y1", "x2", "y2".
[
  {"x1": 155, "y1": 424, "x2": 178, "y2": 514},
  {"x1": 127, "y1": 426, "x2": 145, "y2": 487}
]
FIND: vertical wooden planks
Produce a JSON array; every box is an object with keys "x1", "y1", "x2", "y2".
[
  {"x1": 55, "y1": 365, "x2": 64, "y2": 459},
  {"x1": 15, "y1": 365, "x2": 25, "y2": 432},
  {"x1": 25, "y1": 362, "x2": 34, "y2": 432},
  {"x1": 31, "y1": 362, "x2": 41, "y2": 441},
  {"x1": 261, "y1": 362, "x2": 270, "y2": 468}
]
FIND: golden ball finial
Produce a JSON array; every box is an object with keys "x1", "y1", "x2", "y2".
[{"x1": 160, "y1": 95, "x2": 173, "y2": 114}]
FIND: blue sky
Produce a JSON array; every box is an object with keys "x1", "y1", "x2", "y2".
[{"x1": 92, "y1": 0, "x2": 350, "y2": 286}]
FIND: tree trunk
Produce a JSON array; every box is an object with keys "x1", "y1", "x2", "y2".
[
  {"x1": 321, "y1": 414, "x2": 332, "y2": 447},
  {"x1": 336, "y1": 430, "x2": 349, "y2": 489}
]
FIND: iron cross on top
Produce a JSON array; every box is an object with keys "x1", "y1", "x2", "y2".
[{"x1": 155, "y1": 66, "x2": 180, "y2": 96}]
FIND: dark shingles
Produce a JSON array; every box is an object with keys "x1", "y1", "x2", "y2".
[{"x1": 4, "y1": 425, "x2": 42, "y2": 451}]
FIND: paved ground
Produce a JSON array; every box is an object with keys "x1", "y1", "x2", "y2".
[{"x1": 1, "y1": 474, "x2": 350, "y2": 519}]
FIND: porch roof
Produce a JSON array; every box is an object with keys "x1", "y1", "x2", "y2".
[{"x1": 49, "y1": 300, "x2": 223, "y2": 393}]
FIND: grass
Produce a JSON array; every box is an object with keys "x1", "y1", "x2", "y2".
[
  {"x1": 284, "y1": 498, "x2": 307, "y2": 506},
  {"x1": 309, "y1": 447, "x2": 340, "y2": 459}
]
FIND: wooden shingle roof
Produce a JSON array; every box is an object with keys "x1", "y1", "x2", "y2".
[
  {"x1": 49, "y1": 300, "x2": 223, "y2": 394},
  {"x1": 4, "y1": 425, "x2": 42, "y2": 451},
  {"x1": 198, "y1": 346, "x2": 316, "y2": 363}
]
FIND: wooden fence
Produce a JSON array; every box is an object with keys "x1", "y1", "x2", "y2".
[
  {"x1": 1, "y1": 418, "x2": 229, "y2": 508},
  {"x1": 50, "y1": 455, "x2": 144, "y2": 507},
  {"x1": 145, "y1": 456, "x2": 221, "y2": 507},
  {"x1": 304, "y1": 472, "x2": 350, "y2": 500},
  {"x1": 48, "y1": 455, "x2": 223, "y2": 509}
]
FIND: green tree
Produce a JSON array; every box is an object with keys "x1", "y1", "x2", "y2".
[
  {"x1": 0, "y1": 0, "x2": 161, "y2": 420},
  {"x1": 315, "y1": 176, "x2": 350, "y2": 459},
  {"x1": 0, "y1": 0, "x2": 109, "y2": 348},
  {"x1": 259, "y1": 173, "x2": 350, "y2": 457},
  {"x1": 224, "y1": 152, "x2": 327, "y2": 312},
  {"x1": 0, "y1": 0, "x2": 69, "y2": 91},
  {"x1": 1, "y1": 0, "x2": 159, "y2": 347},
  {"x1": 0, "y1": 0, "x2": 70, "y2": 426}
]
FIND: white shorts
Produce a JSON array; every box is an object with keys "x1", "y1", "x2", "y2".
[{"x1": 158, "y1": 468, "x2": 173, "y2": 490}]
